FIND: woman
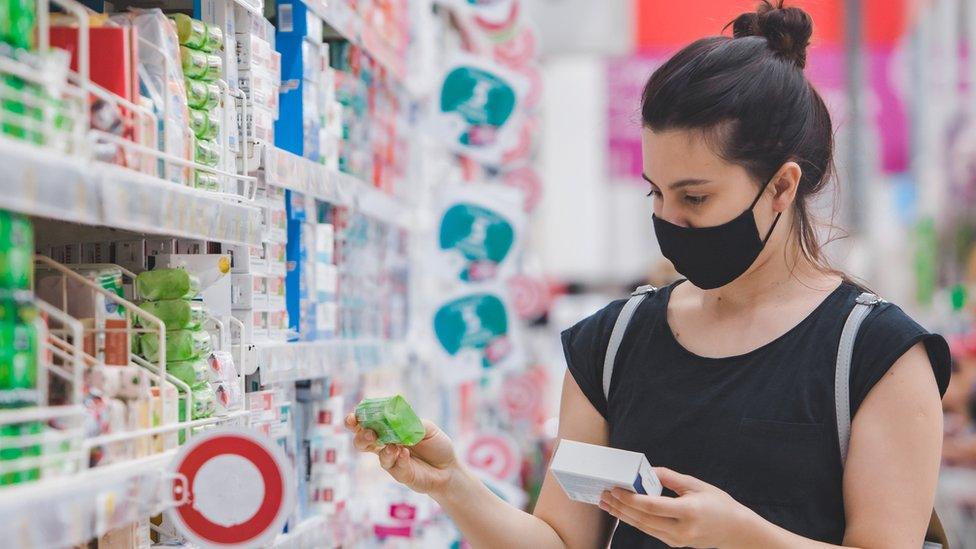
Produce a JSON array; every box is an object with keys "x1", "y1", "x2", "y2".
[{"x1": 346, "y1": 2, "x2": 951, "y2": 547}]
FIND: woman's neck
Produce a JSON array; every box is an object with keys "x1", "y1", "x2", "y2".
[{"x1": 698, "y1": 240, "x2": 839, "y2": 312}]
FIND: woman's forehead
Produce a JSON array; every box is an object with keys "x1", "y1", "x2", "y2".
[{"x1": 640, "y1": 128, "x2": 748, "y2": 183}]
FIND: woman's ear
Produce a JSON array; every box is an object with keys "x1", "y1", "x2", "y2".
[{"x1": 770, "y1": 161, "x2": 802, "y2": 212}]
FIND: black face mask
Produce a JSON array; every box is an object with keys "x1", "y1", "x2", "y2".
[{"x1": 652, "y1": 180, "x2": 782, "y2": 290}]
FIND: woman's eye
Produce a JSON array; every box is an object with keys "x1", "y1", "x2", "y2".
[
  {"x1": 646, "y1": 188, "x2": 661, "y2": 198},
  {"x1": 684, "y1": 195, "x2": 707, "y2": 205}
]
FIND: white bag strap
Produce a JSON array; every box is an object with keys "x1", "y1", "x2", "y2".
[
  {"x1": 835, "y1": 292, "x2": 883, "y2": 464},
  {"x1": 603, "y1": 285, "x2": 657, "y2": 401}
]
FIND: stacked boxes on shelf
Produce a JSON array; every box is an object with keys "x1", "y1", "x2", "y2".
[
  {"x1": 0, "y1": 210, "x2": 41, "y2": 485},
  {"x1": 172, "y1": 14, "x2": 226, "y2": 190},
  {"x1": 229, "y1": 179, "x2": 289, "y2": 344}
]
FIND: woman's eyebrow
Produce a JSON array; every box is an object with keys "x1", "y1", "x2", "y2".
[{"x1": 641, "y1": 173, "x2": 711, "y2": 190}]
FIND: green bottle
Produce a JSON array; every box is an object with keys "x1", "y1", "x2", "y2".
[
  {"x1": 355, "y1": 395, "x2": 425, "y2": 446},
  {"x1": 140, "y1": 329, "x2": 211, "y2": 362},
  {"x1": 136, "y1": 268, "x2": 200, "y2": 301},
  {"x1": 137, "y1": 299, "x2": 205, "y2": 330},
  {"x1": 201, "y1": 54, "x2": 222, "y2": 82},
  {"x1": 171, "y1": 14, "x2": 206, "y2": 50}
]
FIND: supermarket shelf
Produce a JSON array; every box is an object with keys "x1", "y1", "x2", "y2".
[
  {"x1": 308, "y1": 0, "x2": 406, "y2": 82},
  {"x1": 0, "y1": 134, "x2": 100, "y2": 226},
  {"x1": 249, "y1": 338, "x2": 410, "y2": 383},
  {"x1": 271, "y1": 515, "x2": 326, "y2": 548},
  {"x1": 99, "y1": 164, "x2": 264, "y2": 245},
  {"x1": 0, "y1": 136, "x2": 264, "y2": 245},
  {"x1": 265, "y1": 147, "x2": 412, "y2": 229}
]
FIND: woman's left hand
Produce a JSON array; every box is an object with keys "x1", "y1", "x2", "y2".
[{"x1": 599, "y1": 467, "x2": 756, "y2": 548}]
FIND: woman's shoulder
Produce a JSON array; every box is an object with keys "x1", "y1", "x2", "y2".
[{"x1": 845, "y1": 283, "x2": 951, "y2": 412}]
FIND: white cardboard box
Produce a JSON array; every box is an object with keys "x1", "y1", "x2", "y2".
[{"x1": 549, "y1": 439, "x2": 661, "y2": 505}]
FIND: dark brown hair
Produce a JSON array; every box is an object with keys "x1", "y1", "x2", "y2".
[{"x1": 641, "y1": 0, "x2": 835, "y2": 272}]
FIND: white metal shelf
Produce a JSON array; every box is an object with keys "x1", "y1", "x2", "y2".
[
  {"x1": 265, "y1": 147, "x2": 412, "y2": 229},
  {"x1": 0, "y1": 135, "x2": 264, "y2": 245},
  {"x1": 0, "y1": 409, "x2": 252, "y2": 548},
  {"x1": 248, "y1": 338, "x2": 409, "y2": 383}
]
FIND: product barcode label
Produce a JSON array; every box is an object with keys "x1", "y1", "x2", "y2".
[{"x1": 278, "y1": 3, "x2": 293, "y2": 33}]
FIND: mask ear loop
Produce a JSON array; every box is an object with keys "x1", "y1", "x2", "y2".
[{"x1": 751, "y1": 175, "x2": 783, "y2": 246}]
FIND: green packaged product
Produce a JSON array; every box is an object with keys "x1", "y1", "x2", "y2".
[
  {"x1": 355, "y1": 395, "x2": 425, "y2": 446},
  {"x1": 191, "y1": 383, "x2": 215, "y2": 419},
  {"x1": 203, "y1": 25, "x2": 223, "y2": 52},
  {"x1": 185, "y1": 79, "x2": 220, "y2": 110},
  {"x1": 180, "y1": 46, "x2": 208, "y2": 79},
  {"x1": 189, "y1": 107, "x2": 219, "y2": 140},
  {"x1": 167, "y1": 357, "x2": 209, "y2": 387},
  {"x1": 136, "y1": 268, "x2": 199, "y2": 301},
  {"x1": 0, "y1": 300, "x2": 37, "y2": 408},
  {"x1": 194, "y1": 138, "x2": 218, "y2": 167},
  {"x1": 0, "y1": 421, "x2": 41, "y2": 485},
  {"x1": 2, "y1": 75, "x2": 26, "y2": 140},
  {"x1": 137, "y1": 299, "x2": 205, "y2": 330},
  {"x1": 201, "y1": 54, "x2": 221, "y2": 82},
  {"x1": 171, "y1": 13, "x2": 206, "y2": 50},
  {"x1": 5, "y1": 0, "x2": 35, "y2": 50},
  {"x1": 195, "y1": 172, "x2": 220, "y2": 191},
  {"x1": 139, "y1": 329, "x2": 211, "y2": 362},
  {"x1": 0, "y1": 210, "x2": 33, "y2": 290}
]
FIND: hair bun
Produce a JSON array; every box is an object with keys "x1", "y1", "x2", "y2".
[{"x1": 731, "y1": 1, "x2": 813, "y2": 69}]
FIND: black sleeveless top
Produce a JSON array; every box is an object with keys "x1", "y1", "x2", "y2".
[{"x1": 560, "y1": 281, "x2": 950, "y2": 548}]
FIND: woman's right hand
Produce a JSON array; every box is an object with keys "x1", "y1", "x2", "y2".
[{"x1": 345, "y1": 413, "x2": 460, "y2": 496}]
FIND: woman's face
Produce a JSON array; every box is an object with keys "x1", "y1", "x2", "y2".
[{"x1": 640, "y1": 127, "x2": 781, "y2": 232}]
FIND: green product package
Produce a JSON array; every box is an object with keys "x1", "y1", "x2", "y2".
[
  {"x1": 171, "y1": 13, "x2": 206, "y2": 50},
  {"x1": 0, "y1": 421, "x2": 41, "y2": 486},
  {"x1": 203, "y1": 25, "x2": 223, "y2": 52},
  {"x1": 167, "y1": 357, "x2": 208, "y2": 387},
  {"x1": 0, "y1": 300, "x2": 37, "y2": 408},
  {"x1": 201, "y1": 54, "x2": 221, "y2": 82},
  {"x1": 136, "y1": 268, "x2": 199, "y2": 301},
  {"x1": 185, "y1": 79, "x2": 219, "y2": 110},
  {"x1": 189, "y1": 107, "x2": 219, "y2": 140},
  {"x1": 137, "y1": 299, "x2": 205, "y2": 330},
  {"x1": 355, "y1": 395, "x2": 425, "y2": 446},
  {"x1": 0, "y1": 209, "x2": 33, "y2": 290},
  {"x1": 194, "y1": 138, "x2": 218, "y2": 167},
  {"x1": 140, "y1": 329, "x2": 211, "y2": 362},
  {"x1": 191, "y1": 383, "x2": 215, "y2": 419},
  {"x1": 2, "y1": 75, "x2": 25, "y2": 139},
  {"x1": 195, "y1": 172, "x2": 220, "y2": 191},
  {"x1": 180, "y1": 46, "x2": 208, "y2": 79},
  {"x1": 5, "y1": 0, "x2": 35, "y2": 50}
]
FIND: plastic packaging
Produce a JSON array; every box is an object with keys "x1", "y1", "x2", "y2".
[
  {"x1": 180, "y1": 46, "x2": 208, "y2": 79},
  {"x1": 191, "y1": 384, "x2": 216, "y2": 419},
  {"x1": 4, "y1": 0, "x2": 36, "y2": 50},
  {"x1": 194, "y1": 138, "x2": 219, "y2": 167},
  {"x1": 204, "y1": 25, "x2": 223, "y2": 52},
  {"x1": 355, "y1": 395, "x2": 425, "y2": 446},
  {"x1": 194, "y1": 172, "x2": 220, "y2": 191},
  {"x1": 185, "y1": 79, "x2": 220, "y2": 110},
  {"x1": 139, "y1": 329, "x2": 211, "y2": 362},
  {"x1": 136, "y1": 268, "x2": 199, "y2": 301},
  {"x1": 0, "y1": 299, "x2": 38, "y2": 408},
  {"x1": 189, "y1": 107, "x2": 219, "y2": 140},
  {"x1": 166, "y1": 357, "x2": 209, "y2": 387},
  {"x1": 202, "y1": 54, "x2": 222, "y2": 82},
  {"x1": 137, "y1": 299, "x2": 205, "y2": 330},
  {"x1": 171, "y1": 13, "x2": 206, "y2": 50},
  {"x1": 0, "y1": 210, "x2": 33, "y2": 290}
]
